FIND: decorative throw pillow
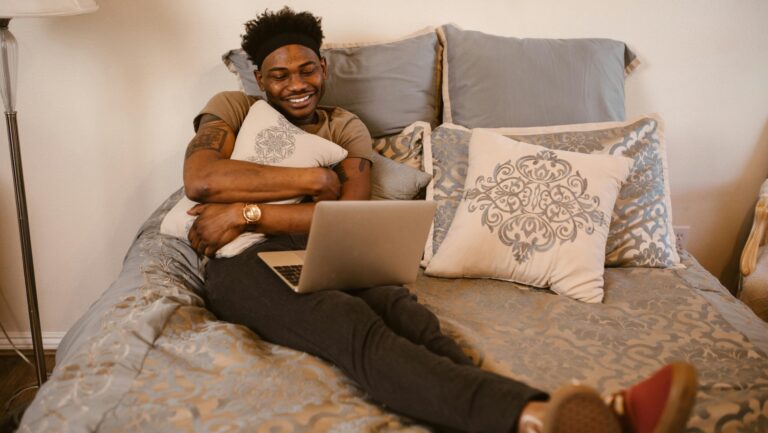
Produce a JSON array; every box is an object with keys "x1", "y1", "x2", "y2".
[
  {"x1": 422, "y1": 123, "x2": 470, "y2": 267},
  {"x1": 370, "y1": 152, "x2": 432, "y2": 200},
  {"x1": 223, "y1": 28, "x2": 441, "y2": 138},
  {"x1": 160, "y1": 100, "x2": 348, "y2": 258},
  {"x1": 370, "y1": 121, "x2": 432, "y2": 200},
  {"x1": 425, "y1": 130, "x2": 632, "y2": 303},
  {"x1": 423, "y1": 115, "x2": 681, "y2": 269},
  {"x1": 437, "y1": 24, "x2": 639, "y2": 128},
  {"x1": 372, "y1": 121, "x2": 431, "y2": 170}
]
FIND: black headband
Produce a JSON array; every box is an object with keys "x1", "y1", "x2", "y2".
[{"x1": 253, "y1": 32, "x2": 321, "y2": 70}]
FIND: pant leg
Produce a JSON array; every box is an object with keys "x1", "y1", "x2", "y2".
[
  {"x1": 350, "y1": 285, "x2": 474, "y2": 366},
  {"x1": 204, "y1": 235, "x2": 546, "y2": 433}
]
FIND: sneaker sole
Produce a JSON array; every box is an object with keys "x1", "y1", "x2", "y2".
[
  {"x1": 543, "y1": 385, "x2": 622, "y2": 433},
  {"x1": 653, "y1": 362, "x2": 698, "y2": 433}
]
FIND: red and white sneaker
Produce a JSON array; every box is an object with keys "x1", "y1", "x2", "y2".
[{"x1": 605, "y1": 362, "x2": 698, "y2": 433}]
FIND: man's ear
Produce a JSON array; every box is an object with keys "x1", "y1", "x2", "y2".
[
  {"x1": 254, "y1": 69, "x2": 265, "y2": 92},
  {"x1": 320, "y1": 56, "x2": 328, "y2": 80}
]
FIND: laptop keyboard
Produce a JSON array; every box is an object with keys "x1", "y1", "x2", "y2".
[{"x1": 274, "y1": 265, "x2": 302, "y2": 286}]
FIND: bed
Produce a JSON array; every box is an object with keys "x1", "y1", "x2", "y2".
[{"x1": 17, "y1": 24, "x2": 768, "y2": 433}]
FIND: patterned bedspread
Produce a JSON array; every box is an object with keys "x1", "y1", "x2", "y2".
[{"x1": 18, "y1": 190, "x2": 768, "y2": 432}]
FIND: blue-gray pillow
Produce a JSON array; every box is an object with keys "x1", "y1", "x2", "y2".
[
  {"x1": 223, "y1": 29, "x2": 441, "y2": 138},
  {"x1": 423, "y1": 116, "x2": 682, "y2": 269},
  {"x1": 438, "y1": 24, "x2": 639, "y2": 128},
  {"x1": 370, "y1": 152, "x2": 432, "y2": 201}
]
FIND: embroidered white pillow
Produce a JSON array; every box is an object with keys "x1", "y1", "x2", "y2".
[
  {"x1": 425, "y1": 130, "x2": 632, "y2": 303},
  {"x1": 161, "y1": 100, "x2": 348, "y2": 257}
]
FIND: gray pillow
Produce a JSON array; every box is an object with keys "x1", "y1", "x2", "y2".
[
  {"x1": 223, "y1": 29, "x2": 442, "y2": 138},
  {"x1": 438, "y1": 24, "x2": 639, "y2": 128},
  {"x1": 371, "y1": 152, "x2": 432, "y2": 201}
]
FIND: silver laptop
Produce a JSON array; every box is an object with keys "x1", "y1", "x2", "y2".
[{"x1": 258, "y1": 200, "x2": 436, "y2": 293}]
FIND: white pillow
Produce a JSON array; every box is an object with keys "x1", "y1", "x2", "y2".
[
  {"x1": 425, "y1": 130, "x2": 632, "y2": 303},
  {"x1": 161, "y1": 100, "x2": 348, "y2": 258}
]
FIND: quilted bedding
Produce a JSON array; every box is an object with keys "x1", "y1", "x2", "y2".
[{"x1": 18, "y1": 190, "x2": 768, "y2": 432}]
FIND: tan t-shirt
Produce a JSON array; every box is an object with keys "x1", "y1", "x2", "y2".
[{"x1": 194, "y1": 91, "x2": 373, "y2": 161}]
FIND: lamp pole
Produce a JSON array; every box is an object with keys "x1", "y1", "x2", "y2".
[{"x1": 1, "y1": 17, "x2": 47, "y2": 386}]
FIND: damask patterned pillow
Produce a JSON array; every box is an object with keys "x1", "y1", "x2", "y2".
[
  {"x1": 425, "y1": 130, "x2": 632, "y2": 303},
  {"x1": 423, "y1": 115, "x2": 682, "y2": 269},
  {"x1": 372, "y1": 121, "x2": 431, "y2": 170},
  {"x1": 160, "y1": 100, "x2": 348, "y2": 258},
  {"x1": 422, "y1": 123, "x2": 469, "y2": 266},
  {"x1": 370, "y1": 121, "x2": 432, "y2": 200}
]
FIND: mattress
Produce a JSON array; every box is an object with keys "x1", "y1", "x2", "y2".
[{"x1": 18, "y1": 190, "x2": 768, "y2": 432}]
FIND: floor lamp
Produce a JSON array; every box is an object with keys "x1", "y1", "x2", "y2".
[{"x1": 0, "y1": 0, "x2": 98, "y2": 387}]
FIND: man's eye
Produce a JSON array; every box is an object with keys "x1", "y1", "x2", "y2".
[
  {"x1": 301, "y1": 68, "x2": 316, "y2": 76},
  {"x1": 271, "y1": 74, "x2": 287, "y2": 81}
]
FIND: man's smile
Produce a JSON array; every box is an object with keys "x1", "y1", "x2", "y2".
[
  {"x1": 287, "y1": 94, "x2": 311, "y2": 103},
  {"x1": 285, "y1": 93, "x2": 315, "y2": 108}
]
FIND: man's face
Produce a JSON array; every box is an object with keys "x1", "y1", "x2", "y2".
[{"x1": 255, "y1": 44, "x2": 327, "y2": 125}]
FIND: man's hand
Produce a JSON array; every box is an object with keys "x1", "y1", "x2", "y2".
[
  {"x1": 312, "y1": 167, "x2": 342, "y2": 201},
  {"x1": 187, "y1": 202, "x2": 246, "y2": 257}
]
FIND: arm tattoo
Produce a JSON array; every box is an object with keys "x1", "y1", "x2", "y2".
[
  {"x1": 334, "y1": 164, "x2": 349, "y2": 184},
  {"x1": 185, "y1": 127, "x2": 229, "y2": 159}
]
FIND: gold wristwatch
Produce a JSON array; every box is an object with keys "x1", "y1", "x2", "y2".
[{"x1": 242, "y1": 203, "x2": 262, "y2": 224}]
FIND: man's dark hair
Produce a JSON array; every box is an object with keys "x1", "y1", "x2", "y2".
[{"x1": 241, "y1": 7, "x2": 324, "y2": 70}]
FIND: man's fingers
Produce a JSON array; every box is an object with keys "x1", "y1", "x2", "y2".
[
  {"x1": 188, "y1": 227, "x2": 198, "y2": 246},
  {"x1": 187, "y1": 204, "x2": 205, "y2": 215},
  {"x1": 189, "y1": 223, "x2": 204, "y2": 253},
  {"x1": 196, "y1": 241, "x2": 208, "y2": 256},
  {"x1": 190, "y1": 225, "x2": 220, "y2": 257},
  {"x1": 186, "y1": 203, "x2": 239, "y2": 257}
]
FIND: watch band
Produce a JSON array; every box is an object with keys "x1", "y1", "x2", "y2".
[{"x1": 242, "y1": 203, "x2": 262, "y2": 224}]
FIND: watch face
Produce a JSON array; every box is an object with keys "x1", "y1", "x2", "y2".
[{"x1": 245, "y1": 205, "x2": 261, "y2": 223}]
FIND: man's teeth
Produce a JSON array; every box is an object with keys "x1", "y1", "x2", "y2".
[{"x1": 289, "y1": 95, "x2": 311, "y2": 103}]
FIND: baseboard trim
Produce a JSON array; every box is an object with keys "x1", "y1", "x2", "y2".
[{"x1": 0, "y1": 332, "x2": 65, "y2": 351}]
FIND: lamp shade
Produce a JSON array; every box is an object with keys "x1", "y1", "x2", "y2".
[{"x1": 0, "y1": 0, "x2": 98, "y2": 18}]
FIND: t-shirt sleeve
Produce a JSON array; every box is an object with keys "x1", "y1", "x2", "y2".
[
  {"x1": 192, "y1": 91, "x2": 257, "y2": 133},
  {"x1": 335, "y1": 112, "x2": 374, "y2": 161}
]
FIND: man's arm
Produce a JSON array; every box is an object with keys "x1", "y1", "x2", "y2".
[
  {"x1": 183, "y1": 115, "x2": 340, "y2": 203},
  {"x1": 186, "y1": 156, "x2": 371, "y2": 257},
  {"x1": 246, "y1": 156, "x2": 371, "y2": 232}
]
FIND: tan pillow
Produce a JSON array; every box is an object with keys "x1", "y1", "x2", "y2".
[{"x1": 372, "y1": 121, "x2": 431, "y2": 170}]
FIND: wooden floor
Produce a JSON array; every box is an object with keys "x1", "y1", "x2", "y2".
[{"x1": 0, "y1": 351, "x2": 56, "y2": 433}]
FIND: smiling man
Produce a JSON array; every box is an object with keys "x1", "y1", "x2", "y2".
[{"x1": 181, "y1": 7, "x2": 697, "y2": 433}]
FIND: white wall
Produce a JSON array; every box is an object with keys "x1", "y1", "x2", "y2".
[{"x1": 1, "y1": 0, "x2": 767, "y2": 342}]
